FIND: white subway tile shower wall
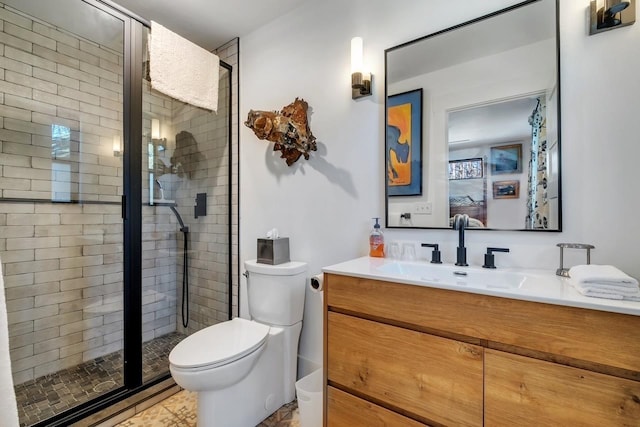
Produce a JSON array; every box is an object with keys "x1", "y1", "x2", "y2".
[
  {"x1": 1, "y1": 202, "x2": 126, "y2": 386},
  {"x1": 0, "y1": 3, "x2": 142, "y2": 388}
]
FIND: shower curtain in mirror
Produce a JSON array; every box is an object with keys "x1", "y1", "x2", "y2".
[{"x1": 525, "y1": 97, "x2": 549, "y2": 229}]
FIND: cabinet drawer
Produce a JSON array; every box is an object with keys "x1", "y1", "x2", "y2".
[
  {"x1": 325, "y1": 274, "x2": 640, "y2": 373},
  {"x1": 485, "y1": 349, "x2": 640, "y2": 426},
  {"x1": 327, "y1": 386, "x2": 427, "y2": 426},
  {"x1": 327, "y1": 312, "x2": 483, "y2": 426}
]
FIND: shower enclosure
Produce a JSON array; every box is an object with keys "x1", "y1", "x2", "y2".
[{"x1": 0, "y1": 1, "x2": 233, "y2": 426}]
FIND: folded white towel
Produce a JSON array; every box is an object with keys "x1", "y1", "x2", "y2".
[
  {"x1": 569, "y1": 265, "x2": 640, "y2": 301},
  {"x1": 572, "y1": 288, "x2": 640, "y2": 302},
  {"x1": 149, "y1": 21, "x2": 219, "y2": 112},
  {"x1": 569, "y1": 264, "x2": 639, "y2": 287},
  {"x1": 572, "y1": 281, "x2": 640, "y2": 297},
  {"x1": 575, "y1": 289, "x2": 624, "y2": 300}
]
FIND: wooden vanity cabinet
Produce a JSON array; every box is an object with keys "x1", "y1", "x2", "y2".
[
  {"x1": 323, "y1": 273, "x2": 640, "y2": 426},
  {"x1": 485, "y1": 349, "x2": 640, "y2": 426},
  {"x1": 327, "y1": 386, "x2": 426, "y2": 426},
  {"x1": 327, "y1": 311, "x2": 483, "y2": 426}
]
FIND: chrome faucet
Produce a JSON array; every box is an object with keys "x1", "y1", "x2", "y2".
[{"x1": 453, "y1": 214, "x2": 469, "y2": 266}]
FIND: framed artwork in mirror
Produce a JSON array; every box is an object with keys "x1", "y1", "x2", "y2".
[
  {"x1": 386, "y1": 89, "x2": 422, "y2": 196},
  {"x1": 493, "y1": 180, "x2": 520, "y2": 199},
  {"x1": 490, "y1": 143, "x2": 522, "y2": 174},
  {"x1": 449, "y1": 158, "x2": 483, "y2": 180}
]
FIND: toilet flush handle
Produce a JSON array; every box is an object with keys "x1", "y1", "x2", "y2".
[{"x1": 243, "y1": 271, "x2": 249, "y2": 278}]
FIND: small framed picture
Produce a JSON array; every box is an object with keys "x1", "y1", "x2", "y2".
[
  {"x1": 448, "y1": 158, "x2": 483, "y2": 180},
  {"x1": 490, "y1": 143, "x2": 522, "y2": 174},
  {"x1": 493, "y1": 180, "x2": 520, "y2": 199}
]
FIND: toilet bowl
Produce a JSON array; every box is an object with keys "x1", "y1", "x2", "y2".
[
  {"x1": 169, "y1": 260, "x2": 307, "y2": 427},
  {"x1": 169, "y1": 318, "x2": 270, "y2": 391}
]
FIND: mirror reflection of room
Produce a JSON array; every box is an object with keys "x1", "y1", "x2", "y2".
[
  {"x1": 385, "y1": 0, "x2": 560, "y2": 231},
  {"x1": 447, "y1": 94, "x2": 558, "y2": 230}
]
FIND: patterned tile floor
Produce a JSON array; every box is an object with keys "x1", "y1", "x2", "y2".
[
  {"x1": 15, "y1": 332, "x2": 186, "y2": 427},
  {"x1": 117, "y1": 390, "x2": 300, "y2": 427}
]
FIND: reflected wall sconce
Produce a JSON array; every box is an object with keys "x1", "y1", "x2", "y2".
[
  {"x1": 351, "y1": 37, "x2": 372, "y2": 99},
  {"x1": 113, "y1": 135, "x2": 122, "y2": 157},
  {"x1": 151, "y1": 118, "x2": 160, "y2": 139},
  {"x1": 590, "y1": 0, "x2": 636, "y2": 35},
  {"x1": 151, "y1": 118, "x2": 167, "y2": 150}
]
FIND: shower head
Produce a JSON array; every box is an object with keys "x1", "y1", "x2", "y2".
[{"x1": 155, "y1": 179, "x2": 166, "y2": 200}]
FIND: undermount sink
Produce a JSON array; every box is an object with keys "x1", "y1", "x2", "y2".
[
  {"x1": 323, "y1": 256, "x2": 640, "y2": 316},
  {"x1": 376, "y1": 261, "x2": 527, "y2": 290}
]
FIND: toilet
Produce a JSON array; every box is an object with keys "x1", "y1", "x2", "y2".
[{"x1": 169, "y1": 260, "x2": 307, "y2": 427}]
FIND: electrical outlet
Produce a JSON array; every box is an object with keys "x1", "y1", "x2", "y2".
[{"x1": 414, "y1": 202, "x2": 432, "y2": 215}]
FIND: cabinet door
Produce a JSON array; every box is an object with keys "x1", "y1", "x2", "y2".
[
  {"x1": 328, "y1": 386, "x2": 427, "y2": 427},
  {"x1": 327, "y1": 312, "x2": 483, "y2": 426},
  {"x1": 485, "y1": 349, "x2": 640, "y2": 426}
]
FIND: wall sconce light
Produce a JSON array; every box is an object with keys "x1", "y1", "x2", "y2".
[
  {"x1": 151, "y1": 118, "x2": 161, "y2": 140},
  {"x1": 590, "y1": 0, "x2": 636, "y2": 35},
  {"x1": 351, "y1": 37, "x2": 372, "y2": 99},
  {"x1": 151, "y1": 118, "x2": 167, "y2": 151},
  {"x1": 113, "y1": 135, "x2": 122, "y2": 157}
]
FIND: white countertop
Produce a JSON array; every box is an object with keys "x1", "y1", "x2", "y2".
[{"x1": 322, "y1": 256, "x2": 640, "y2": 317}]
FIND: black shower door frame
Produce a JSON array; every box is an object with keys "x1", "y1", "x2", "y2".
[{"x1": 31, "y1": 1, "x2": 233, "y2": 426}]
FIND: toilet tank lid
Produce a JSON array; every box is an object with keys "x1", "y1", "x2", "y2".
[{"x1": 245, "y1": 260, "x2": 307, "y2": 276}]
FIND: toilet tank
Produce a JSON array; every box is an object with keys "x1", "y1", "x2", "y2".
[{"x1": 244, "y1": 260, "x2": 307, "y2": 326}]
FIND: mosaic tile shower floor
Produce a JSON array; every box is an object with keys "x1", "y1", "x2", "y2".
[
  {"x1": 14, "y1": 332, "x2": 186, "y2": 427},
  {"x1": 117, "y1": 390, "x2": 300, "y2": 427}
]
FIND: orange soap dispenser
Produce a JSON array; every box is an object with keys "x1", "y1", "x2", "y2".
[{"x1": 369, "y1": 217, "x2": 385, "y2": 258}]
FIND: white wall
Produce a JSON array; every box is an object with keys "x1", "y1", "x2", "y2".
[{"x1": 240, "y1": 0, "x2": 640, "y2": 376}]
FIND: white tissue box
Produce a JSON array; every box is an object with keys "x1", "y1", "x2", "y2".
[{"x1": 257, "y1": 238, "x2": 290, "y2": 265}]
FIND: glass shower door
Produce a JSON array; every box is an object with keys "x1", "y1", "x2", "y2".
[
  {"x1": 0, "y1": 1, "x2": 233, "y2": 424},
  {"x1": 0, "y1": 1, "x2": 126, "y2": 425},
  {"x1": 140, "y1": 27, "x2": 232, "y2": 382}
]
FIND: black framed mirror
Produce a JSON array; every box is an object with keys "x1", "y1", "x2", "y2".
[{"x1": 385, "y1": 0, "x2": 561, "y2": 231}]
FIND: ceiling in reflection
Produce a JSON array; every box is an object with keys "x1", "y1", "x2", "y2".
[
  {"x1": 448, "y1": 97, "x2": 539, "y2": 148},
  {"x1": 388, "y1": 1, "x2": 555, "y2": 82}
]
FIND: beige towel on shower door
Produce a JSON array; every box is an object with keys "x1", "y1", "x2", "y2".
[
  {"x1": 149, "y1": 21, "x2": 219, "y2": 112},
  {"x1": 0, "y1": 259, "x2": 19, "y2": 426}
]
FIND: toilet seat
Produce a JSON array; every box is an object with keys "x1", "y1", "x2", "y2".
[{"x1": 169, "y1": 318, "x2": 270, "y2": 370}]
